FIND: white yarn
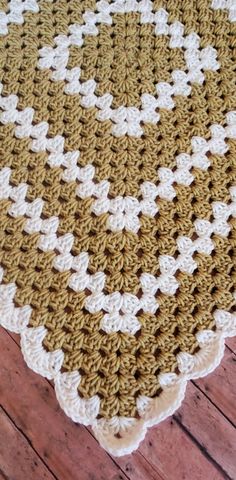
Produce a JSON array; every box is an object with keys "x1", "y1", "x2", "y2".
[
  {"x1": 3, "y1": 182, "x2": 233, "y2": 336},
  {"x1": 0, "y1": 82, "x2": 235, "y2": 334},
  {"x1": 0, "y1": 274, "x2": 235, "y2": 455},
  {"x1": 211, "y1": 0, "x2": 236, "y2": 22},
  {"x1": 38, "y1": 1, "x2": 220, "y2": 136},
  {"x1": 0, "y1": 0, "x2": 235, "y2": 457},
  {"x1": 54, "y1": 371, "x2": 100, "y2": 424},
  {"x1": 33, "y1": 186, "x2": 236, "y2": 334},
  {"x1": 1, "y1": 89, "x2": 235, "y2": 334},
  {"x1": 1, "y1": 84, "x2": 235, "y2": 234},
  {"x1": 0, "y1": 275, "x2": 32, "y2": 333},
  {"x1": 0, "y1": 0, "x2": 39, "y2": 35},
  {"x1": 21, "y1": 326, "x2": 64, "y2": 379}
]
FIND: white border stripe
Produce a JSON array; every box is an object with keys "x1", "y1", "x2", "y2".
[{"x1": 0, "y1": 267, "x2": 235, "y2": 455}]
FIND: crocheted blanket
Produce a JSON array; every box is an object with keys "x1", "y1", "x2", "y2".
[{"x1": 0, "y1": 0, "x2": 235, "y2": 456}]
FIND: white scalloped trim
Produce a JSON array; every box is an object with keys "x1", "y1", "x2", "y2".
[
  {"x1": 77, "y1": 319, "x2": 236, "y2": 456},
  {"x1": 21, "y1": 326, "x2": 64, "y2": 379},
  {"x1": 0, "y1": 268, "x2": 235, "y2": 455},
  {"x1": 0, "y1": 0, "x2": 235, "y2": 457}
]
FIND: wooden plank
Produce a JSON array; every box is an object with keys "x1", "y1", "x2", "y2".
[
  {"x1": 112, "y1": 450, "x2": 164, "y2": 480},
  {"x1": 0, "y1": 473, "x2": 8, "y2": 480},
  {"x1": 6, "y1": 331, "x2": 19, "y2": 344},
  {"x1": 4, "y1": 329, "x2": 181, "y2": 480},
  {"x1": 86, "y1": 426, "x2": 165, "y2": 480},
  {"x1": 2, "y1": 328, "x2": 235, "y2": 480},
  {"x1": 138, "y1": 417, "x2": 226, "y2": 480},
  {"x1": 174, "y1": 382, "x2": 236, "y2": 480},
  {"x1": 0, "y1": 407, "x2": 55, "y2": 480},
  {"x1": 226, "y1": 338, "x2": 236, "y2": 355},
  {"x1": 0, "y1": 327, "x2": 127, "y2": 480},
  {"x1": 194, "y1": 348, "x2": 236, "y2": 426}
]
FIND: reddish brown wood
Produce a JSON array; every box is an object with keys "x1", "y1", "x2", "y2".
[
  {"x1": 175, "y1": 382, "x2": 236, "y2": 479},
  {"x1": 1, "y1": 327, "x2": 236, "y2": 480},
  {"x1": 0, "y1": 473, "x2": 7, "y2": 480},
  {"x1": 226, "y1": 337, "x2": 236, "y2": 354},
  {"x1": 0, "y1": 328, "x2": 127, "y2": 480},
  {"x1": 3, "y1": 330, "x2": 165, "y2": 479},
  {"x1": 138, "y1": 417, "x2": 226, "y2": 480},
  {"x1": 0, "y1": 328, "x2": 168, "y2": 480},
  {"x1": 113, "y1": 451, "x2": 164, "y2": 480},
  {"x1": 195, "y1": 347, "x2": 236, "y2": 425},
  {"x1": 0, "y1": 407, "x2": 54, "y2": 480}
]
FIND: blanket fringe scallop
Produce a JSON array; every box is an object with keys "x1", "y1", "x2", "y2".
[
  {"x1": 0, "y1": 278, "x2": 235, "y2": 455},
  {"x1": 0, "y1": 0, "x2": 236, "y2": 457}
]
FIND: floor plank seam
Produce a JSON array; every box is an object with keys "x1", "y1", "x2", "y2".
[
  {"x1": 0, "y1": 467, "x2": 9, "y2": 480},
  {"x1": 45, "y1": 369, "x2": 163, "y2": 480},
  {"x1": 191, "y1": 380, "x2": 236, "y2": 429},
  {"x1": 226, "y1": 345, "x2": 236, "y2": 356},
  {"x1": 5, "y1": 329, "x2": 20, "y2": 347},
  {"x1": 2, "y1": 329, "x2": 235, "y2": 480},
  {"x1": 0, "y1": 403, "x2": 59, "y2": 480},
  {"x1": 3, "y1": 331, "x2": 133, "y2": 480},
  {"x1": 173, "y1": 414, "x2": 232, "y2": 480},
  {"x1": 83, "y1": 426, "x2": 131, "y2": 480},
  {"x1": 138, "y1": 450, "x2": 166, "y2": 480}
]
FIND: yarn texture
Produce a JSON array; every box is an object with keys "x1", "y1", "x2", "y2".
[{"x1": 0, "y1": 0, "x2": 235, "y2": 456}]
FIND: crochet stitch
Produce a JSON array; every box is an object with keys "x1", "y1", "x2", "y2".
[{"x1": 0, "y1": 0, "x2": 235, "y2": 456}]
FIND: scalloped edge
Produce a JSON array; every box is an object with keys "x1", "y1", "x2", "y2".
[{"x1": 0, "y1": 279, "x2": 235, "y2": 456}]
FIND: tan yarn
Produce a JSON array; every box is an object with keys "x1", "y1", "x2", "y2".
[{"x1": 0, "y1": 0, "x2": 235, "y2": 424}]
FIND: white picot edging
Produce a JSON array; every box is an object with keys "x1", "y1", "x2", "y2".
[
  {"x1": 211, "y1": 0, "x2": 236, "y2": 22},
  {"x1": 1, "y1": 83, "x2": 236, "y2": 233},
  {"x1": 0, "y1": 0, "x2": 235, "y2": 458},
  {"x1": 0, "y1": 261, "x2": 235, "y2": 455},
  {"x1": 0, "y1": 0, "x2": 39, "y2": 35},
  {"x1": 38, "y1": 0, "x2": 220, "y2": 137}
]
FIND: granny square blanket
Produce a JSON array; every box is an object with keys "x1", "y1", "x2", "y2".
[{"x1": 0, "y1": 0, "x2": 235, "y2": 456}]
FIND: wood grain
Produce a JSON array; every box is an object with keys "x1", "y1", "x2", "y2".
[
  {"x1": 113, "y1": 451, "x2": 164, "y2": 480},
  {"x1": 226, "y1": 338, "x2": 236, "y2": 355},
  {"x1": 0, "y1": 407, "x2": 54, "y2": 480},
  {"x1": 138, "y1": 417, "x2": 226, "y2": 480},
  {"x1": 195, "y1": 348, "x2": 236, "y2": 426},
  {"x1": 1, "y1": 327, "x2": 236, "y2": 480},
  {"x1": 0, "y1": 328, "x2": 169, "y2": 480},
  {"x1": 175, "y1": 383, "x2": 236, "y2": 479},
  {"x1": 0, "y1": 328, "x2": 127, "y2": 480}
]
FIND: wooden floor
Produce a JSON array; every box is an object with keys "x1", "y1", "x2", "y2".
[{"x1": 0, "y1": 328, "x2": 235, "y2": 480}]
